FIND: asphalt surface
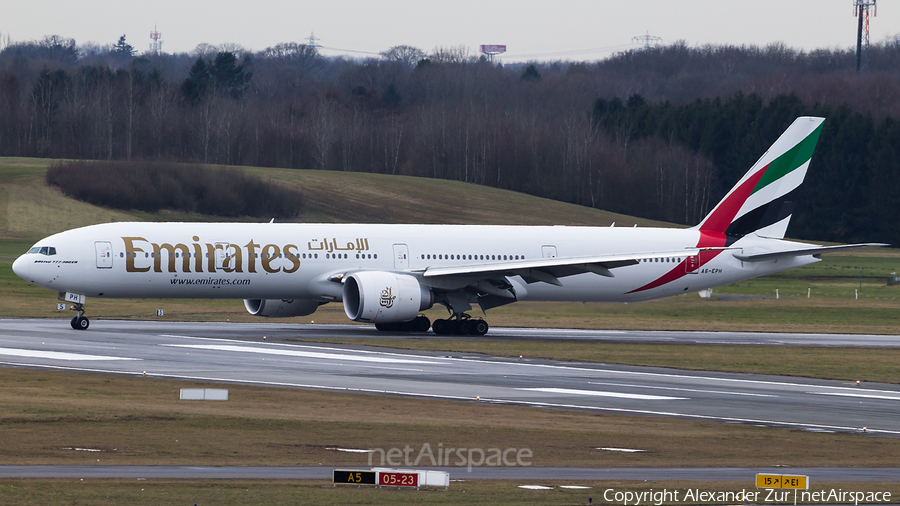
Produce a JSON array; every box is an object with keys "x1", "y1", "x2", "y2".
[{"x1": 1, "y1": 319, "x2": 899, "y2": 437}]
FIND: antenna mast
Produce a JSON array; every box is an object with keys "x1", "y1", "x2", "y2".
[
  {"x1": 149, "y1": 25, "x2": 163, "y2": 54},
  {"x1": 854, "y1": 0, "x2": 877, "y2": 72}
]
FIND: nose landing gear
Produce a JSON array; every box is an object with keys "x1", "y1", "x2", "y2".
[{"x1": 69, "y1": 303, "x2": 89, "y2": 330}]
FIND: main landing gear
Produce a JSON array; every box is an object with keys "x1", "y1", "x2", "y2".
[
  {"x1": 69, "y1": 302, "x2": 89, "y2": 330},
  {"x1": 375, "y1": 315, "x2": 431, "y2": 333},
  {"x1": 432, "y1": 315, "x2": 489, "y2": 336}
]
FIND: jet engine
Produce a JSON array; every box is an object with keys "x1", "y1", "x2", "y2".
[
  {"x1": 342, "y1": 271, "x2": 433, "y2": 323},
  {"x1": 243, "y1": 298, "x2": 321, "y2": 318}
]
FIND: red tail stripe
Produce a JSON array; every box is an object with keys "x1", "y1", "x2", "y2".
[
  {"x1": 626, "y1": 231, "x2": 726, "y2": 294},
  {"x1": 699, "y1": 164, "x2": 768, "y2": 233}
]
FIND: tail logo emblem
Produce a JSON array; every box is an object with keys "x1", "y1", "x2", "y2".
[{"x1": 380, "y1": 287, "x2": 395, "y2": 308}]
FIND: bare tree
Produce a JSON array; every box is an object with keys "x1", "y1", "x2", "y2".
[
  {"x1": 429, "y1": 45, "x2": 471, "y2": 64},
  {"x1": 313, "y1": 98, "x2": 336, "y2": 171},
  {"x1": 191, "y1": 43, "x2": 218, "y2": 59},
  {"x1": 380, "y1": 45, "x2": 425, "y2": 67}
]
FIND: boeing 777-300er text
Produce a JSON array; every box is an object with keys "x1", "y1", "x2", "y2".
[{"x1": 12, "y1": 117, "x2": 885, "y2": 334}]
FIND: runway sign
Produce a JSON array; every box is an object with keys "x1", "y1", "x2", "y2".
[
  {"x1": 379, "y1": 471, "x2": 418, "y2": 487},
  {"x1": 333, "y1": 469, "x2": 376, "y2": 485},
  {"x1": 756, "y1": 474, "x2": 809, "y2": 489}
]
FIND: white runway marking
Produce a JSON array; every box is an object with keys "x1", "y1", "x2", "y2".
[
  {"x1": 811, "y1": 391, "x2": 900, "y2": 401},
  {"x1": 598, "y1": 447, "x2": 645, "y2": 452},
  {"x1": 0, "y1": 347, "x2": 138, "y2": 361},
  {"x1": 162, "y1": 344, "x2": 434, "y2": 364},
  {"x1": 519, "y1": 387, "x2": 686, "y2": 401},
  {"x1": 587, "y1": 381, "x2": 775, "y2": 397}
]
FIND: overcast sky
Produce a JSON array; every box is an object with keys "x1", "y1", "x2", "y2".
[{"x1": 4, "y1": 0, "x2": 899, "y2": 62}]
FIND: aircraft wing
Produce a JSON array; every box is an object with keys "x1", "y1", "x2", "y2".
[{"x1": 732, "y1": 243, "x2": 888, "y2": 262}]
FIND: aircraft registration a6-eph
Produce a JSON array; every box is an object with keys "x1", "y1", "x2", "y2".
[{"x1": 12, "y1": 117, "x2": 885, "y2": 334}]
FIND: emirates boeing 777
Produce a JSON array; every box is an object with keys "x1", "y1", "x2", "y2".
[{"x1": 12, "y1": 117, "x2": 884, "y2": 334}]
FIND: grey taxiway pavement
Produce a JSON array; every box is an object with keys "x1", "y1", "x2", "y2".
[
  {"x1": 2, "y1": 465, "x2": 900, "y2": 481},
  {"x1": 1, "y1": 319, "x2": 900, "y2": 437}
]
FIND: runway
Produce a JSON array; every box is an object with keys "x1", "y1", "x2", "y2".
[{"x1": 1, "y1": 319, "x2": 899, "y2": 437}]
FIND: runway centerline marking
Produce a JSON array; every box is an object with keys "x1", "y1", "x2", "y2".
[
  {"x1": 162, "y1": 344, "x2": 435, "y2": 364},
  {"x1": 518, "y1": 387, "x2": 687, "y2": 401},
  {"x1": 0, "y1": 347, "x2": 138, "y2": 361}
]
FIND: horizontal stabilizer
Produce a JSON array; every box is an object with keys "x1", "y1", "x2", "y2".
[{"x1": 733, "y1": 243, "x2": 888, "y2": 262}]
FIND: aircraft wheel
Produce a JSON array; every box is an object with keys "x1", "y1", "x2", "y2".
[
  {"x1": 470, "y1": 320, "x2": 489, "y2": 336},
  {"x1": 413, "y1": 316, "x2": 431, "y2": 332},
  {"x1": 432, "y1": 319, "x2": 448, "y2": 335},
  {"x1": 458, "y1": 320, "x2": 471, "y2": 335},
  {"x1": 71, "y1": 316, "x2": 89, "y2": 330}
]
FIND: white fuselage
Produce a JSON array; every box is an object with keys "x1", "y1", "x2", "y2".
[{"x1": 13, "y1": 222, "x2": 818, "y2": 304}]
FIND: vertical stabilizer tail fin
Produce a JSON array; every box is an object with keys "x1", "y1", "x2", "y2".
[{"x1": 697, "y1": 116, "x2": 825, "y2": 240}]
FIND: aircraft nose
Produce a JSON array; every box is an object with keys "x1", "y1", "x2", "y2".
[{"x1": 12, "y1": 255, "x2": 29, "y2": 280}]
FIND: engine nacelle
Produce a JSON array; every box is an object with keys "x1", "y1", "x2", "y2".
[
  {"x1": 243, "y1": 298, "x2": 321, "y2": 318},
  {"x1": 342, "y1": 271, "x2": 433, "y2": 323}
]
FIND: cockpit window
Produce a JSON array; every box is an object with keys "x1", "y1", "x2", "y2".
[{"x1": 27, "y1": 246, "x2": 56, "y2": 256}]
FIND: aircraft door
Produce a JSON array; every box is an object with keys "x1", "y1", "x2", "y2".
[
  {"x1": 95, "y1": 241, "x2": 113, "y2": 269},
  {"x1": 686, "y1": 254, "x2": 700, "y2": 274},
  {"x1": 393, "y1": 244, "x2": 409, "y2": 270},
  {"x1": 542, "y1": 245, "x2": 558, "y2": 259},
  {"x1": 215, "y1": 242, "x2": 229, "y2": 270}
]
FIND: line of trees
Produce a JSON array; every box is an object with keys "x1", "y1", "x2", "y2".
[{"x1": 2, "y1": 35, "x2": 900, "y2": 243}]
